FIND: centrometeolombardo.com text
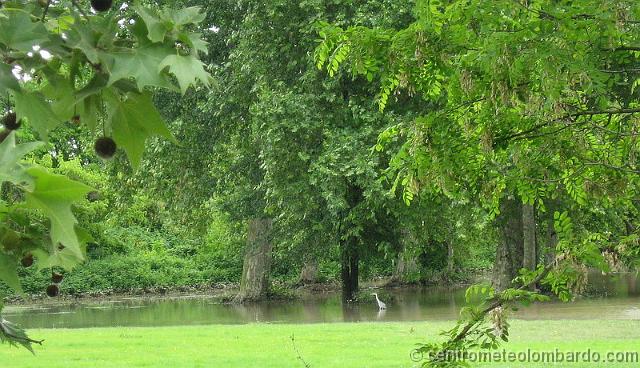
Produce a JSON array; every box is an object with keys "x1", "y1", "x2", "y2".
[{"x1": 411, "y1": 348, "x2": 639, "y2": 364}]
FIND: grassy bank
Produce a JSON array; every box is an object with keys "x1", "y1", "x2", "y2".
[{"x1": 2, "y1": 320, "x2": 639, "y2": 367}]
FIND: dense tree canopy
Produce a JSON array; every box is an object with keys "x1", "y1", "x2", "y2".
[
  {"x1": 0, "y1": 1, "x2": 638, "y2": 367},
  {"x1": 316, "y1": 0, "x2": 640, "y2": 365}
]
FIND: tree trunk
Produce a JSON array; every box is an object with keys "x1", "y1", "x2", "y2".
[
  {"x1": 625, "y1": 219, "x2": 636, "y2": 236},
  {"x1": 493, "y1": 198, "x2": 524, "y2": 291},
  {"x1": 341, "y1": 236, "x2": 359, "y2": 302},
  {"x1": 522, "y1": 203, "x2": 537, "y2": 271},
  {"x1": 392, "y1": 252, "x2": 418, "y2": 283},
  {"x1": 392, "y1": 229, "x2": 418, "y2": 283},
  {"x1": 298, "y1": 260, "x2": 318, "y2": 285},
  {"x1": 545, "y1": 207, "x2": 559, "y2": 265},
  {"x1": 447, "y1": 240, "x2": 455, "y2": 275},
  {"x1": 340, "y1": 182, "x2": 362, "y2": 303},
  {"x1": 627, "y1": 275, "x2": 639, "y2": 297},
  {"x1": 234, "y1": 218, "x2": 273, "y2": 303}
]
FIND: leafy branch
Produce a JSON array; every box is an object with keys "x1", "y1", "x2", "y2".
[
  {"x1": 416, "y1": 263, "x2": 554, "y2": 367},
  {"x1": 0, "y1": 0, "x2": 212, "y2": 351},
  {"x1": 454, "y1": 264, "x2": 552, "y2": 344},
  {"x1": 495, "y1": 108, "x2": 640, "y2": 145}
]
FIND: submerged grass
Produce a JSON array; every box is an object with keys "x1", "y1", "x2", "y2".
[{"x1": 1, "y1": 320, "x2": 639, "y2": 367}]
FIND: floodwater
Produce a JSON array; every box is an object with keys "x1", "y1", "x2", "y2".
[{"x1": 4, "y1": 272, "x2": 639, "y2": 329}]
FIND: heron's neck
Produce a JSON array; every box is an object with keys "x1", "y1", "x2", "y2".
[{"x1": 374, "y1": 294, "x2": 380, "y2": 302}]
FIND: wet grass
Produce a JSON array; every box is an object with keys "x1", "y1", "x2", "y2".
[{"x1": 1, "y1": 320, "x2": 639, "y2": 367}]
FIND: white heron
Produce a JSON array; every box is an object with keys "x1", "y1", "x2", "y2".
[{"x1": 372, "y1": 293, "x2": 386, "y2": 310}]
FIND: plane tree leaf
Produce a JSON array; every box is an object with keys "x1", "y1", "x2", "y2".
[
  {"x1": 178, "y1": 32, "x2": 209, "y2": 55},
  {"x1": 109, "y1": 92, "x2": 176, "y2": 168},
  {"x1": 133, "y1": 6, "x2": 206, "y2": 43},
  {"x1": 0, "y1": 1, "x2": 211, "y2": 352},
  {"x1": 0, "y1": 132, "x2": 42, "y2": 189},
  {"x1": 169, "y1": 7, "x2": 206, "y2": 26},
  {"x1": 0, "y1": 252, "x2": 21, "y2": 293},
  {"x1": 12, "y1": 91, "x2": 64, "y2": 140},
  {"x1": 0, "y1": 318, "x2": 42, "y2": 353},
  {"x1": 108, "y1": 42, "x2": 176, "y2": 90},
  {"x1": 133, "y1": 6, "x2": 169, "y2": 43},
  {"x1": 0, "y1": 11, "x2": 49, "y2": 52},
  {"x1": 0, "y1": 63, "x2": 20, "y2": 95},
  {"x1": 159, "y1": 54, "x2": 211, "y2": 94},
  {"x1": 24, "y1": 167, "x2": 93, "y2": 261}
]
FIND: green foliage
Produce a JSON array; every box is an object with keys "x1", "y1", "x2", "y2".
[
  {"x1": 0, "y1": 0, "x2": 211, "y2": 350},
  {"x1": 25, "y1": 167, "x2": 92, "y2": 266},
  {"x1": 108, "y1": 92, "x2": 175, "y2": 167},
  {"x1": 315, "y1": 0, "x2": 640, "y2": 365},
  {"x1": 0, "y1": 318, "x2": 40, "y2": 354}
]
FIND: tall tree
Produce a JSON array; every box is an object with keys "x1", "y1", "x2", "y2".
[
  {"x1": 316, "y1": 0, "x2": 640, "y2": 364},
  {"x1": 175, "y1": 0, "x2": 418, "y2": 302}
]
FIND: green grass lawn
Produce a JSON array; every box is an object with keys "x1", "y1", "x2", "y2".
[{"x1": 2, "y1": 320, "x2": 639, "y2": 367}]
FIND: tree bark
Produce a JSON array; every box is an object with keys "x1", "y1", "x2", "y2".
[
  {"x1": 545, "y1": 207, "x2": 559, "y2": 265},
  {"x1": 392, "y1": 252, "x2": 418, "y2": 283},
  {"x1": 522, "y1": 203, "x2": 537, "y2": 271},
  {"x1": 341, "y1": 236, "x2": 359, "y2": 302},
  {"x1": 392, "y1": 231, "x2": 419, "y2": 283},
  {"x1": 493, "y1": 198, "x2": 524, "y2": 291},
  {"x1": 340, "y1": 182, "x2": 363, "y2": 303},
  {"x1": 447, "y1": 240, "x2": 455, "y2": 275},
  {"x1": 234, "y1": 218, "x2": 273, "y2": 303},
  {"x1": 298, "y1": 259, "x2": 318, "y2": 285}
]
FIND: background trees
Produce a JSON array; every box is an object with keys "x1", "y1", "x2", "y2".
[
  {"x1": 147, "y1": 0, "x2": 426, "y2": 302},
  {"x1": 316, "y1": 0, "x2": 640, "y2": 364},
  {"x1": 1, "y1": 0, "x2": 638, "y2": 364}
]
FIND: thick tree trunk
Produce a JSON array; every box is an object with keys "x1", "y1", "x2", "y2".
[
  {"x1": 625, "y1": 219, "x2": 636, "y2": 236},
  {"x1": 447, "y1": 240, "x2": 455, "y2": 274},
  {"x1": 298, "y1": 260, "x2": 318, "y2": 285},
  {"x1": 341, "y1": 237, "x2": 359, "y2": 302},
  {"x1": 392, "y1": 252, "x2": 418, "y2": 283},
  {"x1": 392, "y1": 229, "x2": 418, "y2": 283},
  {"x1": 493, "y1": 240, "x2": 513, "y2": 291},
  {"x1": 340, "y1": 182, "x2": 362, "y2": 303},
  {"x1": 234, "y1": 218, "x2": 273, "y2": 303},
  {"x1": 522, "y1": 203, "x2": 537, "y2": 271},
  {"x1": 493, "y1": 198, "x2": 524, "y2": 291}
]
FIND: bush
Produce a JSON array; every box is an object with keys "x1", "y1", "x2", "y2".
[{"x1": 8, "y1": 249, "x2": 242, "y2": 297}]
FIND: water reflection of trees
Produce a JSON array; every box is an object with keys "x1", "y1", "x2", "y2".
[
  {"x1": 342, "y1": 303, "x2": 360, "y2": 322},
  {"x1": 7, "y1": 274, "x2": 640, "y2": 329}
]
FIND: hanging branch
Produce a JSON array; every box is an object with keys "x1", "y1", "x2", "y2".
[
  {"x1": 494, "y1": 108, "x2": 640, "y2": 145},
  {"x1": 430, "y1": 263, "x2": 554, "y2": 363},
  {"x1": 71, "y1": 0, "x2": 90, "y2": 20},
  {"x1": 40, "y1": 0, "x2": 52, "y2": 21}
]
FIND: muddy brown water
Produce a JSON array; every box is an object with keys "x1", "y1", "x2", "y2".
[{"x1": 4, "y1": 272, "x2": 639, "y2": 329}]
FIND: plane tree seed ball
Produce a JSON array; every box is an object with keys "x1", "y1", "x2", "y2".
[
  {"x1": 46, "y1": 284, "x2": 59, "y2": 297},
  {"x1": 3, "y1": 112, "x2": 21, "y2": 130},
  {"x1": 91, "y1": 0, "x2": 113, "y2": 12},
  {"x1": 21, "y1": 254, "x2": 34, "y2": 268},
  {"x1": 94, "y1": 137, "x2": 117, "y2": 159},
  {"x1": 52, "y1": 272, "x2": 64, "y2": 284}
]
